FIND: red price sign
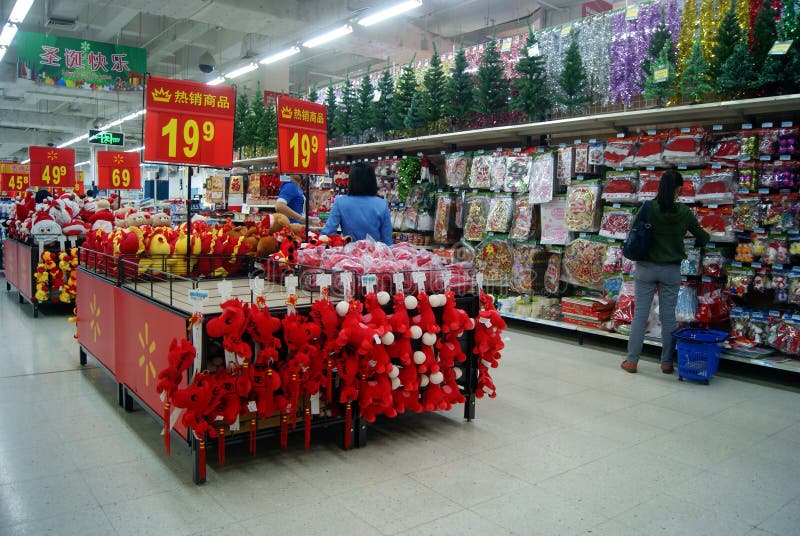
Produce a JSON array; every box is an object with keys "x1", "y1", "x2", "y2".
[
  {"x1": 277, "y1": 95, "x2": 327, "y2": 175},
  {"x1": 97, "y1": 151, "x2": 141, "y2": 190},
  {"x1": 29, "y1": 146, "x2": 75, "y2": 188},
  {"x1": 73, "y1": 170, "x2": 85, "y2": 196},
  {"x1": 144, "y1": 76, "x2": 235, "y2": 168},
  {"x1": 1, "y1": 162, "x2": 30, "y2": 192}
]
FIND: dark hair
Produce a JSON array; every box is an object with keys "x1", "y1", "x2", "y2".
[
  {"x1": 35, "y1": 189, "x2": 50, "y2": 203},
  {"x1": 656, "y1": 170, "x2": 683, "y2": 212},
  {"x1": 348, "y1": 162, "x2": 378, "y2": 196}
]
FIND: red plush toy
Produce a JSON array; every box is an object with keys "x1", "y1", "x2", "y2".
[
  {"x1": 246, "y1": 303, "x2": 282, "y2": 365},
  {"x1": 439, "y1": 291, "x2": 474, "y2": 335},
  {"x1": 336, "y1": 300, "x2": 380, "y2": 357},
  {"x1": 156, "y1": 338, "x2": 196, "y2": 398},
  {"x1": 249, "y1": 365, "x2": 282, "y2": 418},
  {"x1": 206, "y1": 298, "x2": 252, "y2": 361},
  {"x1": 358, "y1": 375, "x2": 397, "y2": 422},
  {"x1": 385, "y1": 293, "x2": 414, "y2": 365},
  {"x1": 440, "y1": 366, "x2": 466, "y2": 407},
  {"x1": 362, "y1": 292, "x2": 392, "y2": 337},
  {"x1": 436, "y1": 334, "x2": 467, "y2": 368},
  {"x1": 413, "y1": 292, "x2": 441, "y2": 335},
  {"x1": 420, "y1": 381, "x2": 450, "y2": 412}
]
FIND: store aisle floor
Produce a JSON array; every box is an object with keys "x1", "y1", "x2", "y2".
[{"x1": 1, "y1": 284, "x2": 799, "y2": 536}]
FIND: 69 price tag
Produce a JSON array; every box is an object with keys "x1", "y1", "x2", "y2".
[{"x1": 97, "y1": 151, "x2": 141, "y2": 190}]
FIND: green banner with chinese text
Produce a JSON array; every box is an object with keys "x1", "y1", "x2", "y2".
[{"x1": 16, "y1": 31, "x2": 146, "y2": 91}]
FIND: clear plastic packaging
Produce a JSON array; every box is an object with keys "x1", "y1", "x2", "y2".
[
  {"x1": 599, "y1": 206, "x2": 635, "y2": 240},
  {"x1": 557, "y1": 146, "x2": 574, "y2": 185},
  {"x1": 527, "y1": 152, "x2": 555, "y2": 203},
  {"x1": 433, "y1": 194, "x2": 455, "y2": 243},
  {"x1": 675, "y1": 282, "x2": 698, "y2": 323},
  {"x1": 462, "y1": 194, "x2": 490, "y2": 241},
  {"x1": 490, "y1": 153, "x2": 507, "y2": 191},
  {"x1": 469, "y1": 153, "x2": 493, "y2": 189},
  {"x1": 485, "y1": 194, "x2": 514, "y2": 233},
  {"x1": 504, "y1": 154, "x2": 533, "y2": 193},
  {"x1": 663, "y1": 127, "x2": 707, "y2": 166},
  {"x1": 561, "y1": 237, "x2": 609, "y2": 290},
  {"x1": 445, "y1": 152, "x2": 471, "y2": 188},
  {"x1": 509, "y1": 196, "x2": 536, "y2": 240},
  {"x1": 565, "y1": 182, "x2": 601, "y2": 232},
  {"x1": 602, "y1": 170, "x2": 638, "y2": 203},
  {"x1": 696, "y1": 169, "x2": 735, "y2": 204},
  {"x1": 603, "y1": 136, "x2": 637, "y2": 168},
  {"x1": 633, "y1": 133, "x2": 667, "y2": 167}
]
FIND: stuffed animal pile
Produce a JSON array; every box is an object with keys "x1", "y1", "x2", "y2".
[{"x1": 160, "y1": 286, "x2": 504, "y2": 457}]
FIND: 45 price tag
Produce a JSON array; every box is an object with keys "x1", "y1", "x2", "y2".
[{"x1": 1, "y1": 163, "x2": 30, "y2": 192}]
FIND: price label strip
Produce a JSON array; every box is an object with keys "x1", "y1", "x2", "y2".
[
  {"x1": 412, "y1": 271, "x2": 426, "y2": 294},
  {"x1": 393, "y1": 273, "x2": 405, "y2": 294},
  {"x1": 285, "y1": 275, "x2": 299, "y2": 314},
  {"x1": 316, "y1": 273, "x2": 332, "y2": 300}
]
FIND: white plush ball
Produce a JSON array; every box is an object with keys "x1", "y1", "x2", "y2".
[
  {"x1": 335, "y1": 301, "x2": 349, "y2": 317},
  {"x1": 376, "y1": 291, "x2": 391, "y2": 306},
  {"x1": 413, "y1": 351, "x2": 426, "y2": 365},
  {"x1": 430, "y1": 294, "x2": 446, "y2": 308},
  {"x1": 422, "y1": 332, "x2": 437, "y2": 346},
  {"x1": 404, "y1": 295, "x2": 418, "y2": 310},
  {"x1": 410, "y1": 325, "x2": 423, "y2": 339},
  {"x1": 454, "y1": 367, "x2": 463, "y2": 379},
  {"x1": 419, "y1": 374, "x2": 430, "y2": 388},
  {"x1": 388, "y1": 364, "x2": 400, "y2": 379},
  {"x1": 381, "y1": 332, "x2": 395, "y2": 345},
  {"x1": 391, "y1": 377, "x2": 401, "y2": 390},
  {"x1": 429, "y1": 371, "x2": 444, "y2": 385}
]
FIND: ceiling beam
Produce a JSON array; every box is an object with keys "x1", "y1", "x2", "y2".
[{"x1": 0, "y1": 109, "x2": 93, "y2": 133}]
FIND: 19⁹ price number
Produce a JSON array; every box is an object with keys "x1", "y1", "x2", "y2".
[
  {"x1": 161, "y1": 118, "x2": 215, "y2": 159},
  {"x1": 288, "y1": 132, "x2": 320, "y2": 169}
]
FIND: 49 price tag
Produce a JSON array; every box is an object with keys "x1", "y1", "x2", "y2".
[
  {"x1": 29, "y1": 146, "x2": 75, "y2": 188},
  {"x1": 144, "y1": 76, "x2": 235, "y2": 168},
  {"x1": 277, "y1": 95, "x2": 327, "y2": 175},
  {"x1": 97, "y1": 151, "x2": 141, "y2": 190},
  {"x1": 1, "y1": 162, "x2": 30, "y2": 192}
]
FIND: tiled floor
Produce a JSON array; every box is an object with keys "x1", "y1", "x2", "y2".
[{"x1": 1, "y1": 282, "x2": 799, "y2": 535}]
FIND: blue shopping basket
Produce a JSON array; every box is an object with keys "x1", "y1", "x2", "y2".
[{"x1": 673, "y1": 328, "x2": 728, "y2": 384}]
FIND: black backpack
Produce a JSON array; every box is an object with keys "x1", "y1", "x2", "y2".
[{"x1": 622, "y1": 201, "x2": 653, "y2": 261}]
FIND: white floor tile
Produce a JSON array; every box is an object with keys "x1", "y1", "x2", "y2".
[
  {"x1": 0, "y1": 505, "x2": 115, "y2": 536},
  {"x1": 619, "y1": 493, "x2": 755, "y2": 535},
  {"x1": 330, "y1": 475, "x2": 461, "y2": 534},
  {"x1": 240, "y1": 501, "x2": 379, "y2": 535},
  {"x1": 396, "y1": 508, "x2": 512, "y2": 536},
  {"x1": 0, "y1": 471, "x2": 97, "y2": 528},
  {"x1": 756, "y1": 497, "x2": 800, "y2": 536}
]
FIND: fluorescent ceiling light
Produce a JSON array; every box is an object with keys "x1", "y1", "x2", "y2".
[
  {"x1": 75, "y1": 160, "x2": 90, "y2": 167},
  {"x1": 121, "y1": 110, "x2": 145, "y2": 121},
  {"x1": 106, "y1": 118, "x2": 124, "y2": 127},
  {"x1": 225, "y1": 63, "x2": 258, "y2": 79},
  {"x1": 125, "y1": 146, "x2": 145, "y2": 153},
  {"x1": 207, "y1": 76, "x2": 226, "y2": 86},
  {"x1": 358, "y1": 0, "x2": 422, "y2": 27},
  {"x1": 21, "y1": 158, "x2": 29, "y2": 164},
  {"x1": 0, "y1": 24, "x2": 18, "y2": 47},
  {"x1": 302, "y1": 25, "x2": 352, "y2": 48},
  {"x1": 57, "y1": 134, "x2": 89, "y2": 148},
  {"x1": 8, "y1": 0, "x2": 35, "y2": 23},
  {"x1": 260, "y1": 46, "x2": 300, "y2": 65}
]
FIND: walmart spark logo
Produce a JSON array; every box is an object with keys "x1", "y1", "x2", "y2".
[
  {"x1": 113, "y1": 154, "x2": 124, "y2": 165},
  {"x1": 89, "y1": 294, "x2": 102, "y2": 343},
  {"x1": 138, "y1": 322, "x2": 157, "y2": 387},
  {"x1": 47, "y1": 150, "x2": 59, "y2": 161}
]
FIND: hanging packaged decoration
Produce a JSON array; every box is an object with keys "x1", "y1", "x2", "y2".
[
  {"x1": 528, "y1": 152, "x2": 555, "y2": 203},
  {"x1": 602, "y1": 243, "x2": 623, "y2": 275},
  {"x1": 509, "y1": 196, "x2": 536, "y2": 240},
  {"x1": 599, "y1": 206, "x2": 635, "y2": 240},
  {"x1": 469, "y1": 153, "x2": 493, "y2": 189},
  {"x1": 695, "y1": 206, "x2": 735, "y2": 242},
  {"x1": 603, "y1": 136, "x2": 637, "y2": 168},
  {"x1": 676, "y1": 282, "x2": 699, "y2": 323},
  {"x1": 726, "y1": 266, "x2": 755, "y2": 298},
  {"x1": 663, "y1": 127, "x2": 707, "y2": 166},
  {"x1": 511, "y1": 243, "x2": 544, "y2": 293},
  {"x1": 544, "y1": 250, "x2": 563, "y2": 295},
  {"x1": 490, "y1": 153, "x2": 507, "y2": 191},
  {"x1": 540, "y1": 197, "x2": 569, "y2": 245},
  {"x1": 565, "y1": 181, "x2": 601, "y2": 232},
  {"x1": 574, "y1": 143, "x2": 590, "y2": 174},
  {"x1": 602, "y1": 170, "x2": 638, "y2": 202},
  {"x1": 462, "y1": 194, "x2": 490, "y2": 241},
  {"x1": 433, "y1": 194, "x2": 455, "y2": 243},
  {"x1": 504, "y1": 154, "x2": 533, "y2": 193},
  {"x1": 633, "y1": 133, "x2": 667, "y2": 167},
  {"x1": 486, "y1": 194, "x2": 514, "y2": 233},
  {"x1": 681, "y1": 247, "x2": 701, "y2": 276},
  {"x1": 710, "y1": 136, "x2": 741, "y2": 162},
  {"x1": 739, "y1": 130, "x2": 759, "y2": 160},
  {"x1": 474, "y1": 238, "x2": 514, "y2": 285},
  {"x1": 777, "y1": 128, "x2": 799, "y2": 158},
  {"x1": 557, "y1": 146, "x2": 575, "y2": 185},
  {"x1": 588, "y1": 141, "x2": 605, "y2": 166},
  {"x1": 696, "y1": 169, "x2": 735, "y2": 204},
  {"x1": 561, "y1": 237, "x2": 609, "y2": 290},
  {"x1": 445, "y1": 152, "x2": 471, "y2": 188},
  {"x1": 612, "y1": 278, "x2": 636, "y2": 324},
  {"x1": 637, "y1": 170, "x2": 663, "y2": 201}
]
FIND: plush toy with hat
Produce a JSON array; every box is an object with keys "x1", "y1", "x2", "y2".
[
  {"x1": 336, "y1": 300, "x2": 380, "y2": 357},
  {"x1": 246, "y1": 303, "x2": 282, "y2": 365},
  {"x1": 358, "y1": 375, "x2": 397, "y2": 422},
  {"x1": 439, "y1": 291, "x2": 474, "y2": 336},
  {"x1": 385, "y1": 293, "x2": 413, "y2": 365}
]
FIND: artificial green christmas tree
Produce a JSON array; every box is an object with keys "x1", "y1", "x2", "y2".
[
  {"x1": 557, "y1": 39, "x2": 591, "y2": 114},
  {"x1": 374, "y1": 68, "x2": 394, "y2": 133},
  {"x1": 261, "y1": 104, "x2": 277, "y2": 151},
  {"x1": 752, "y1": 0, "x2": 778, "y2": 68},
  {"x1": 391, "y1": 62, "x2": 417, "y2": 130},
  {"x1": 324, "y1": 85, "x2": 338, "y2": 138},
  {"x1": 709, "y1": 7, "x2": 743, "y2": 81},
  {"x1": 717, "y1": 40, "x2": 761, "y2": 98},
  {"x1": 248, "y1": 84, "x2": 266, "y2": 153},
  {"x1": 354, "y1": 72, "x2": 375, "y2": 136},
  {"x1": 679, "y1": 40, "x2": 714, "y2": 103},
  {"x1": 404, "y1": 91, "x2": 426, "y2": 130},
  {"x1": 643, "y1": 20, "x2": 675, "y2": 80},
  {"x1": 334, "y1": 76, "x2": 357, "y2": 138},
  {"x1": 510, "y1": 30, "x2": 551, "y2": 121},
  {"x1": 233, "y1": 91, "x2": 251, "y2": 152},
  {"x1": 422, "y1": 44, "x2": 447, "y2": 125},
  {"x1": 446, "y1": 48, "x2": 474, "y2": 123},
  {"x1": 474, "y1": 38, "x2": 509, "y2": 113},
  {"x1": 643, "y1": 41, "x2": 677, "y2": 105},
  {"x1": 307, "y1": 85, "x2": 319, "y2": 104}
]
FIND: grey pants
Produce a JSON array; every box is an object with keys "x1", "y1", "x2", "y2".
[{"x1": 626, "y1": 261, "x2": 681, "y2": 365}]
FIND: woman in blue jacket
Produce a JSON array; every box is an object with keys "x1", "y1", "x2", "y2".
[{"x1": 321, "y1": 162, "x2": 393, "y2": 244}]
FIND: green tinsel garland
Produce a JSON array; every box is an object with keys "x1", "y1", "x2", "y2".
[{"x1": 397, "y1": 157, "x2": 421, "y2": 202}]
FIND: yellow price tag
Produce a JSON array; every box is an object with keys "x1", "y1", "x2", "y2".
[
  {"x1": 626, "y1": 5, "x2": 639, "y2": 19},
  {"x1": 768, "y1": 40, "x2": 793, "y2": 55},
  {"x1": 560, "y1": 26, "x2": 571, "y2": 37},
  {"x1": 654, "y1": 68, "x2": 669, "y2": 82},
  {"x1": 111, "y1": 168, "x2": 132, "y2": 188}
]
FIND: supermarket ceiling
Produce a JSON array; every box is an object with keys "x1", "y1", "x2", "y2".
[{"x1": 0, "y1": 0, "x2": 594, "y2": 162}]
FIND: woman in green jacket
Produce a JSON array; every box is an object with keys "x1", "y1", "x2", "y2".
[{"x1": 621, "y1": 170, "x2": 710, "y2": 374}]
